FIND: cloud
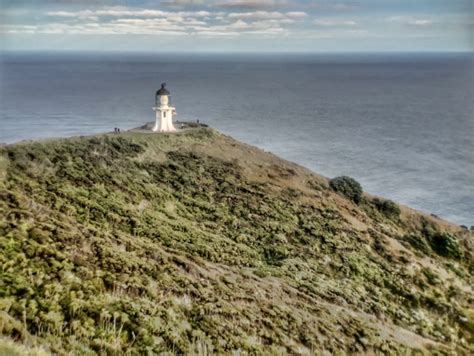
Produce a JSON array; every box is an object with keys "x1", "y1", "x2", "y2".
[
  {"x1": 304, "y1": 2, "x2": 358, "y2": 12},
  {"x1": 408, "y1": 19, "x2": 432, "y2": 26},
  {"x1": 161, "y1": 0, "x2": 205, "y2": 6},
  {"x1": 313, "y1": 19, "x2": 357, "y2": 27},
  {"x1": 1, "y1": 22, "x2": 190, "y2": 36},
  {"x1": 213, "y1": 0, "x2": 294, "y2": 9},
  {"x1": 228, "y1": 10, "x2": 306, "y2": 20},
  {"x1": 47, "y1": 7, "x2": 215, "y2": 19},
  {"x1": 5, "y1": 5, "x2": 307, "y2": 38},
  {"x1": 387, "y1": 16, "x2": 433, "y2": 27},
  {"x1": 286, "y1": 11, "x2": 307, "y2": 18}
]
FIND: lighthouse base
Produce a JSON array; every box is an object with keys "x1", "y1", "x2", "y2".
[
  {"x1": 152, "y1": 121, "x2": 176, "y2": 133},
  {"x1": 152, "y1": 107, "x2": 176, "y2": 133}
]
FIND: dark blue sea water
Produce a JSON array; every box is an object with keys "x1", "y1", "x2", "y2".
[{"x1": 1, "y1": 52, "x2": 473, "y2": 225}]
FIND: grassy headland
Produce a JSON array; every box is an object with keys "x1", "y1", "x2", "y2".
[{"x1": 0, "y1": 128, "x2": 472, "y2": 354}]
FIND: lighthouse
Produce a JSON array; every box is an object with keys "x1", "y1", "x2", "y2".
[{"x1": 152, "y1": 83, "x2": 176, "y2": 132}]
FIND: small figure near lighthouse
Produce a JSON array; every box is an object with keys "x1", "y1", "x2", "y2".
[{"x1": 152, "y1": 83, "x2": 176, "y2": 132}]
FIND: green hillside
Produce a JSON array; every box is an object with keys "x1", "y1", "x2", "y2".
[{"x1": 0, "y1": 129, "x2": 472, "y2": 354}]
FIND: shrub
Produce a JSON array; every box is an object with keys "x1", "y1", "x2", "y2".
[
  {"x1": 373, "y1": 198, "x2": 401, "y2": 219},
  {"x1": 263, "y1": 245, "x2": 289, "y2": 266},
  {"x1": 403, "y1": 234, "x2": 431, "y2": 255},
  {"x1": 421, "y1": 267, "x2": 440, "y2": 285},
  {"x1": 403, "y1": 230, "x2": 462, "y2": 260},
  {"x1": 429, "y1": 232, "x2": 461, "y2": 259},
  {"x1": 329, "y1": 176, "x2": 363, "y2": 204}
]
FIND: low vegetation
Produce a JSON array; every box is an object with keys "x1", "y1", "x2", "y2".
[
  {"x1": 402, "y1": 224, "x2": 463, "y2": 261},
  {"x1": 429, "y1": 231, "x2": 461, "y2": 259},
  {"x1": 372, "y1": 198, "x2": 401, "y2": 219},
  {"x1": 329, "y1": 176, "x2": 363, "y2": 204},
  {"x1": 0, "y1": 129, "x2": 472, "y2": 354}
]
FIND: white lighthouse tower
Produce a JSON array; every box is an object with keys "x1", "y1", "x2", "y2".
[{"x1": 152, "y1": 83, "x2": 176, "y2": 132}]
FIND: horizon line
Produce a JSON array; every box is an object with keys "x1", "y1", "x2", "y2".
[{"x1": 2, "y1": 49, "x2": 473, "y2": 55}]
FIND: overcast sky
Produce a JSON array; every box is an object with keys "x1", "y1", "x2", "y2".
[{"x1": 1, "y1": 0, "x2": 472, "y2": 52}]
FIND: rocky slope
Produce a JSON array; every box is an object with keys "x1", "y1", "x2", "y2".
[{"x1": 0, "y1": 128, "x2": 472, "y2": 354}]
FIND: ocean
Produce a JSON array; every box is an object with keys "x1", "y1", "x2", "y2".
[{"x1": 1, "y1": 52, "x2": 473, "y2": 225}]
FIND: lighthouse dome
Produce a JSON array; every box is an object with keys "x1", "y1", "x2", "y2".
[{"x1": 156, "y1": 83, "x2": 170, "y2": 96}]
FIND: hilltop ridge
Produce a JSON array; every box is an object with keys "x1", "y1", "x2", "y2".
[{"x1": 0, "y1": 128, "x2": 472, "y2": 354}]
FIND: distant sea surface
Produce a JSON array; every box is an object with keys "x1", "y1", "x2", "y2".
[{"x1": 1, "y1": 52, "x2": 473, "y2": 225}]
